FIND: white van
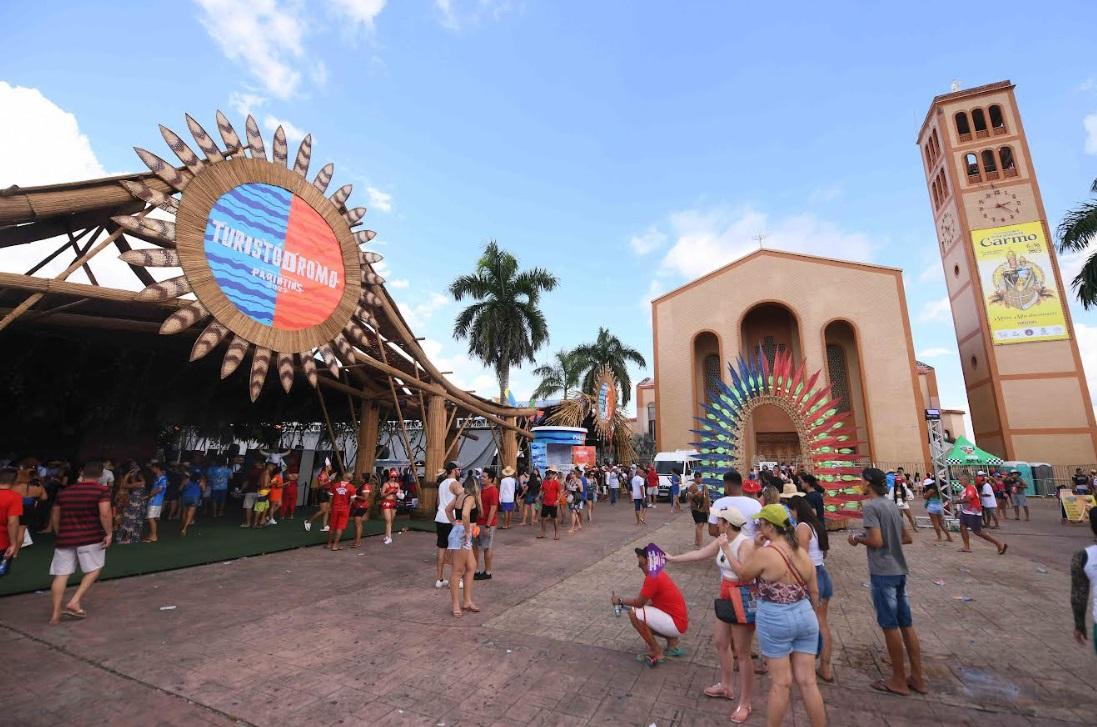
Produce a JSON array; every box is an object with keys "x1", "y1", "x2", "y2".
[{"x1": 653, "y1": 450, "x2": 699, "y2": 500}]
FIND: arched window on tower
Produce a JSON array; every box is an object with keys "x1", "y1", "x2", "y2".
[
  {"x1": 938, "y1": 171, "x2": 949, "y2": 202},
  {"x1": 955, "y1": 112, "x2": 971, "y2": 142},
  {"x1": 825, "y1": 344, "x2": 852, "y2": 413},
  {"x1": 999, "y1": 146, "x2": 1017, "y2": 177},
  {"x1": 989, "y1": 105, "x2": 1006, "y2": 134},
  {"x1": 924, "y1": 144, "x2": 934, "y2": 170},
  {"x1": 931, "y1": 178, "x2": 939, "y2": 207},
  {"x1": 982, "y1": 149, "x2": 999, "y2": 180},
  {"x1": 965, "y1": 153, "x2": 981, "y2": 183},
  {"x1": 646, "y1": 403, "x2": 655, "y2": 439},
  {"x1": 931, "y1": 129, "x2": 941, "y2": 158},
  {"x1": 972, "y1": 108, "x2": 988, "y2": 138}
]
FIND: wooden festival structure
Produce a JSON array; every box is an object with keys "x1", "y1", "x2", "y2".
[{"x1": 0, "y1": 110, "x2": 535, "y2": 514}]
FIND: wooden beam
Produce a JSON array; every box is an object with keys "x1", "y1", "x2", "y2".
[
  {"x1": 113, "y1": 231, "x2": 157, "y2": 287},
  {"x1": 0, "y1": 174, "x2": 171, "y2": 227},
  {"x1": 0, "y1": 200, "x2": 145, "y2": 247},
  {"x1": 0, "y1": 271, "x2": 177, "y2": 304},
  {"x1": 315, "y1": 388, "x2": 346, "y2": 474}
]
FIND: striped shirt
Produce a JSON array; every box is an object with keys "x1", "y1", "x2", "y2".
[{"x1": 55, "y1": 481, "x2": 110, "y2": 548}]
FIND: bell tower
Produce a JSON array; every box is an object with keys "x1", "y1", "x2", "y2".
[{"x1": 918, "y1": 80, "x2": 1097, "y2": 463}]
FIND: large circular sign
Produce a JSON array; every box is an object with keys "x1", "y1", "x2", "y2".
[
  {"x1": 204, "y1": 182, "x2": 345, "y2": 330},
  {"x1": 175, "y1": 158, "x2": 362, "y2": 352}
]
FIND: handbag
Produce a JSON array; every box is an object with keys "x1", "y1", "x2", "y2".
[{"x1": 714, "y1": 583, "x2": 757, "y2": 624}]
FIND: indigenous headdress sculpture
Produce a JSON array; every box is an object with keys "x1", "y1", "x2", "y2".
[
  {"x1": 593, "y1": 365, "x2": 618, "y2": 440},
  {"x1": 692, "y1": 349, "x2": 867, "y2": 518},
  {"x1": 114, "y1": 112, "x2": 384, "y2": 401}
]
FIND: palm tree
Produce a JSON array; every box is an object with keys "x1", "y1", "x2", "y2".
[
  {"x1": 449, "y1": 241, "x2": 558, "y2": 402},
  {"x1": 571, "y1": 327, "x2": 647, "y2": 406},
  {"x1": 1057, "y1": 179, "x2": 1097, "y2": 309},
  {"x1": 530, "y1": 349, "x2": 582, "y2": 401}
]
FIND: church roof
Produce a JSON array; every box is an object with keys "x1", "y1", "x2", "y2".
[{"x1": 651, "y1": 248, "x2": 901, "y2": 306}]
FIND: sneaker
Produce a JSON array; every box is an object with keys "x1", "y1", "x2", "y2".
[
  {"x1": 304, "y1": 521, "x2": 312, "y2": 532},
  {"x1": 459, "y1": 580, "x2": 464, "y2": 589},
  {"x1": 383, "y1": 536, "x2": 392, "y2": 545},
  {"x1": 434, "y1": 579, "x2": 449, "y2": 589},
  {"x1": 321, "y1": 525, "x2": 330, "y2": 532},
  {"x1": 473, "y1": 571, "x2": 486, "y2": 581},
  {"x1": 269, "y1": 519, "x2": 278, "y2": 525}
]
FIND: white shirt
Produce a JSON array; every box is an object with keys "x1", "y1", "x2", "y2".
[
  {"x1": 980, "y1": 483, "x2": 997, "y2": 508},
  {"x1": 608, "y1": 472, "x2": 619, "y2": 488},
  {"x1": 500, "y1": 476, "x2": 516, "y2": 503},
  {"x1": 1085, "y1": 544, "x2": 1097, "y2": 622},
  {"x1": 709, "y1": 495, "x2": 763, "y2": 538},
  {"x1": 99, "y1": 469, "x2": 115, "y2": 488},
  {"x1": 435, "y1": 478, "x2": 458, "y2": 524},
  {"x1": 716, "y1": 532, "x2": 749, "y2": 580},
  {"x1": 630, "y1": 475, "x2": 644, "y2": 500}
]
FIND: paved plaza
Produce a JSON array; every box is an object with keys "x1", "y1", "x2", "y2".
[{"x1": 1, "y1": 498, "x2": 1095, "y2": 726}]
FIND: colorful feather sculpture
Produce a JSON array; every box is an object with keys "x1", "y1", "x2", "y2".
[{"x1": 691, "y1": 348, "x2": 866, "y2": 519}]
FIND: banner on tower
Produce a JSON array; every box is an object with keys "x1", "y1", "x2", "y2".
[{"x1": 970, "y1": 221, "x2": 1069, "y2": 345}]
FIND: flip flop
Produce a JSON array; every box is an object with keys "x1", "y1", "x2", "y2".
[
  {"x1": 536, "y1": 535, "x2": 545, "y2": 539},
  {"x1": 906, "y1": 677, "x2": 929, "y2": 695},
  {"x1": 451, "y1": 609, "x2": 463, "y2": 618},
  {"x1": 703, "y1": 684, "x2": 734, "y2": 700},
  {"x1": 998, "y1": 543, "x2": 1008, "y2": 555},
  {"x1": 870, "y1": 679, "x2": 909, "y2": 696},
  {"x1": 729, "y1": 705, "x2": 752, "y2": 724},
  {"x1": 463, "y1": 604, "x2": 480, "y2": 613},
  {"x1": 816, "y1": 668, "x2": 835, "y2": 684},
  {"x1": 62, "y1": 608, "x2": 87, "y2": 619},
  {"x1": 635, "y1": 654, "x2": 664, "y2": 667},
  {"x1": 665, "y1": 646, "x2": 686, "y2": 658}
]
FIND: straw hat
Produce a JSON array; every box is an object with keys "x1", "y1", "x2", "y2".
[
  {"x1": 502, "y1": 465, "x2": 516, "y2": 477},
  {"x1": 778, "y1": 483, "x2": 800, "y2": 499}
]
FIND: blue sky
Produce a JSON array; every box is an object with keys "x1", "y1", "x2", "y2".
[{"x1": 2, "y1": 0, "x2": 1097, "y2": 426}]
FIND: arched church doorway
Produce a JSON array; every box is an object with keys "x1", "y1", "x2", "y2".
[
  {"x1": 692, "y1": 331, "x2": 721, "y2": 418},
  {"x1": 740, "y1": 302, "x2": 803, "y2": 466}
]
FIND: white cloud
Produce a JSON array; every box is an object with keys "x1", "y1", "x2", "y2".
[
  {"x1": 331, "y1": 0, "x2": 387, "y2": 26},
  {"x1": 434, "y1": 0, "x2": 512, "y2": 31},
  {"x1": 396, "y1": 291, "x2": 451, "y2": 329},
  {"x1": 195, "y1": 0, "x2": 308, "y2": 99},
  {"x1": 366, "y1": 186, "x2": 393, "y2": 213},
  {"x1": 1075, "y1": 322, "x2": 1097, "y2": 417},
  {"x1": 918, "y1": 262, "x2": 944, "y2": 284},
  {"x1": 0, "y1": 83, "x2": 167, "y2": 291},
  {"x1": 640, "y1": 278, "x2": 664, "y2": 311},
  {"x1": 388, "y1": 278, "x2": 410, "y2": 289},
  {"x1": 629, "y1": 227, "x2": 666, "y2": 256},
  {"x1": 1085, "y1": 113, "x2": 1097, "y2": 155},
  {"x1": 228, "y1": 91, "x2": 266, "y2": 117},
  {"x1": 0, "y1": 82, "x2": 106, "y2": 187},
  {"x1": 656, "y1": 206, "x2": 875, "y2": 280},
  {"x1": 916, "y1": 347, "x2": 952, "y2": 359},
  {"x1": 808, "y1": 185, "x2": 842, "y2": 205},
  {"x1": 918, "y1": 296, "x2": 952, "y2": 322},
  {"x1": 263, "y1": 114, "x2": 306, "y2": 143}
]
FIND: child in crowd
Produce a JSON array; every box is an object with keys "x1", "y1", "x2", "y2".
[
  {"x1": 253, "y1": 482, "x2": 271, "y2": 528},
  {"x1": 327, "y1": 473, "x2": 355, "y2": 551},
  {"x1": 268, "y1": 469, "x2": 284, "y2": 526},
  {"x1": 179, "y1": 473, "x2": 204, "y2": 536},
  {"x1": 282, "y1": 472, "x2": 299, "y2": 520}
]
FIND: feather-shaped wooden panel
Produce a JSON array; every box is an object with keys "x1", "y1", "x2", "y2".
[
  {"x1": 277, "y1": 352, "x2": 295, "y2": 393},
  {"x1": 344, "y1": 207, "x2": 367, "y2": 226},
  {"x1": 312, "y1": 163, "x2": 334, "y2": 193},
  {"x1": 250, "y1": 347, "x2": 272, "y2": 401},
  {"x1": 135, "y1": 147, "x2": 193, "y2": 191},
  {"x1": 159, "y1": 124, "x2": 205, "y2": 174},
  {"x1": 299, "y1": 351, "x2": 318, "y2": 388},
  {"x1": 190, "y1": 321, "x2": 228, "y2": 361},
  {"x1": 272, "y1": 126, "x2": 288, "y2": 166},
  {"x1": 119, "y1": 179, "x2": 179, "y2": 214},
  {"x1": 221, "y1": 336, "x2": 249, "y2": 378},
  {"x1": 318, "y1": 344, "x2": 340, "y2": 376},
  {"x1": 330, "y1": 184, "x2": 352, "y2": 209},
  {"x1": 354, "y1": 230, "x2": 377, "y2": 245},
  {"x1": 110, "y1": 215, "x2": 176, "y2": 247},
  {"x1": 245, "y1": 115, "x2": 266, "y2": 159},
  {"x1": 135, "y1": 275, "x2": 191, "y2": 302},
  {"x1": 160, "y1": 300, "x2": 209, "y2": 335},
  {"x1": 215, "y1": 110, "x2": 243, "y2": 155},
  {"x1": 118, "y1": 248, "x2": 179, "y2": 267},
  {"x1": 292, "y1": 134, "x2": 312, "y2": 177},
  {"x1": 359, "y1": 250, "x2": 383, "y2": 264},
  {"x1": 185, "y1": 113, "x2": 224, "y2": 163}
]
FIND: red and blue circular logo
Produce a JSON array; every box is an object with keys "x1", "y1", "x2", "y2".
[{"x1": 203, "y1": 183, "x2": 345, "y2": 330}]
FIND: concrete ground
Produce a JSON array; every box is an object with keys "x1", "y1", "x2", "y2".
[{"x1": 0, "y1": 497, "x2": 1094, "y2": 726}]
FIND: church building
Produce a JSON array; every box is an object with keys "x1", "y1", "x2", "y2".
[{"x1": 650, "y1": 249, "x2": 932, "y2": 469}]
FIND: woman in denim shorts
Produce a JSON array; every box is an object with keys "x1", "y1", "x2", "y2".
[{"x1": 729, "y1": 504, "x2": 825, "y2": 727}]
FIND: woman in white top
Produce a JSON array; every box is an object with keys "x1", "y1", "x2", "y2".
[
  {"x1": 891, "y1": 477, "x2": 920, "y2": 532},
  {"x1": 666, "y1": 506, "x2": 756, "y2": 724},
  {"x1": 1070, "y1": 507, "x2": 1097, "y2": 658},
  {"x1": 792, "y1": 497, "x2": 833, "y2": 683}
]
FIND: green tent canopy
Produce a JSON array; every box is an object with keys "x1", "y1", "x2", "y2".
[{"x1": 943, "y1": 435, "x2": 1004, "y2": 467}]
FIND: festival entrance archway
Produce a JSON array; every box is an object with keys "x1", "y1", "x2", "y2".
[{"x1": 693, "y1": 349, "x2": 867, "y2": 518}]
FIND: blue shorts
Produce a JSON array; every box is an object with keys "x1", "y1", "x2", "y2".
[
  {"x1": 870, "y1": 574, "x2": 912, "y2": 630},
  {"x1": 1013, "y1": 492, "x2": 1027, "y2": 507},
  {"x1": 926, "y1": 502, "x2": 943, "y2": 515},
  {"x1": 501, "y1": 502, "x2": 515, "y2": 512},
  {"x1": 633, "y1": 499, "x2": 644, "y2": 512},
  {"x1": 756, "y1": 599, "x2": 818, "y2": 658},
  {"x1": 181, "y1": 496, "x2": 200, "y2": 508},
  {"x1": 670, "y1": 486, "x2": 680, "y2": 497},
  {"x1": 210, "y1": 489, "x2": 227, "y2": 504},
  {"x1": 447, "y1": 523, "x2": 472, "y2": 551},
  {"x1": 816, "y1": 565, "x2": 833, "y2": 601}
]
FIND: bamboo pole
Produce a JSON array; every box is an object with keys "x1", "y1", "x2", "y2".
[
  {"x1": 372, "y1": 327, "x2": 416, "y2": 467},
  {"x1": 0, "y1": 205, "x2": 151, "y2": 333},
  {"x1": 315, "y1": 387, "x2": 346, "y2": 473}
]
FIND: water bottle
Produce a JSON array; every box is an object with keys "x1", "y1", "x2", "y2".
[
  {"x1": 0, "y1": 556, "x2": 10, "y2": 577},
  {"x1": 613, "y1": 603, "x2": 622, "y2": 617}
]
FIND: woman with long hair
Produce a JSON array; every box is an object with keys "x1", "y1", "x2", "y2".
[
  {"x1": 792, "y1": 497, "x2": 834, "y2": 683},
  {"x1": 115, "y1": 464, "x2": 147, "y2": 544},
  {"x1": 892, "y1": 476, "x2": 919, "y2": 532},
  {"x1": 305, "y1": 463, "x2": 333, "y2": 532},
  {"x1": 923, "y1": 479, "x2": 953, "y2": 543},
  {"x1": 380, "y1": 468, "x2": 401, "y2": 545},
  {"x1": 445, "y1": 474, "x2": 482, "y2": 617},
  {"x1": 666, "y1": 506, "x2": 757, "y2": 724},
  {"x1": 729, "y1": 505, "x2": 825, "y2": 727},
  {"x1": 350, "y1": 474, "x2": 373, "y2": 548},
  {"x1": 566, "y1": 472, "x2": 583, "y2": 534}
]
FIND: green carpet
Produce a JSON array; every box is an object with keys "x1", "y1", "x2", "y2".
[{"x1": 0, "y1": 508, "x2": 434, "y2": 597}]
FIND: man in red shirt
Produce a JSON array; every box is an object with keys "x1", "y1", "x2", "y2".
[
  {"x1": 612, "y1": 544, "x2": 688, "y2": 667},
  {"x1": 49, "y1": 461, "x2": 112, "y2": 625},
  {"x1": 538, "y1": 469, "x2": 561, "y2": 541},
  {"x1": 958, "y1": 475, "x2": 1007, "y2": 555},
  {"x1": 0, "y1": 467, "x2": 24, "y2": 563},
  {"x1": 646, "y1": 466, "x2": 659, "y2": 508},
  {"x1": 474, "y1": 467, "x2": 500, "y2": 580},
  {"x1": 326, "y1": 472, "x2": 356, "y2": 551}
]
